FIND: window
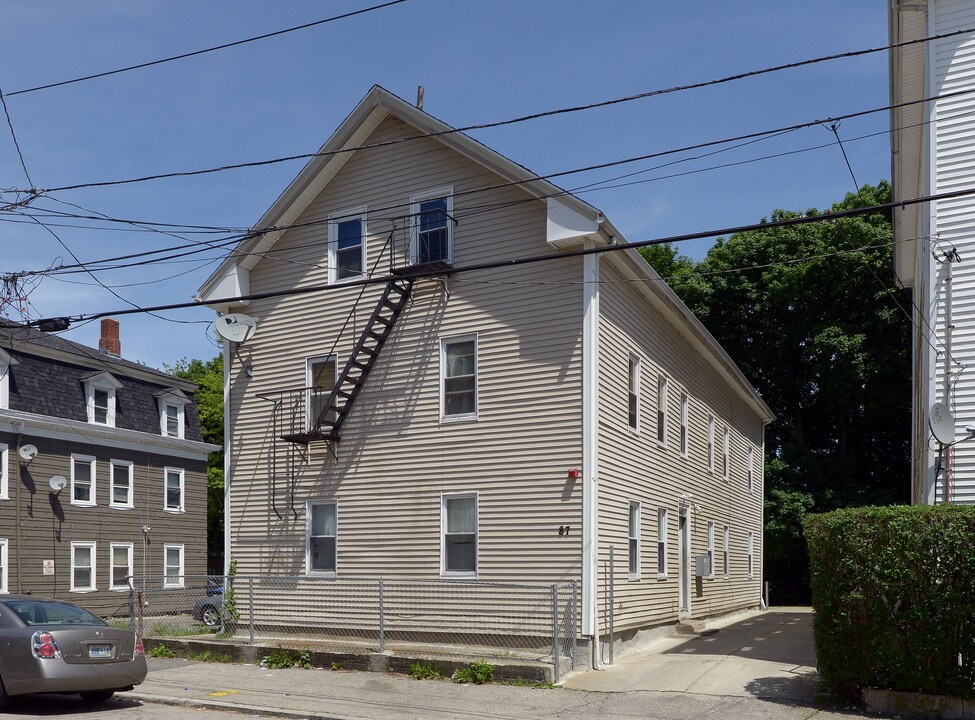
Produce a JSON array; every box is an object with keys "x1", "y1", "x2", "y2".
[
  {"x1": 0, "y1": 539, "x2": 7, "y2": 593},
  {"x1": 71, "y1": 454, "x2": 96, "y2": 506},
  {"x1": 707, "y1": 414, "x2": 715, "y2": 473},
  {"x1": 70, "y1": 541, "x2": 96, "y2": 592},
  {"x1": 442, "y1": 494, "x2": 477, "y2": 576},
  {"x1": 109, "y1": 460, "x2": 133, "y2": 508},
  {"x1": 306, "y1": 355, "x2": 337, "y2": 429},
  {"x1": 723, "y1": 426, "x2": 730, "y2": 480},
  {"x1": 0, "y1": 443, "x2": 7, "y2": 500},
  {"x1": 328, "y1": 208, "x2": 367, "y2": 283},
  {"x1": 657, "y1": 508, "x2": 668, "y2": 578},
  {"x1": 84, "y1": 373, "x2": 121, "y2": 426},
  {"x1": 680, "y1": 392, "x2": 688, "y2": 458},
  {"x1": 706, "y1": 521, "x2": 715, "y2": 579},
  {"x1": 163, "y1": 544, "x2": 184, "y2": 588},
  {"x1": 747, "y1": 445, "x2": 754, "y2": 493},
  {"x1": 441, "y1": 336, "x2": 477, "y2": 420},
  {"x1": 164, "y1": 467, "x2": 184, "y2": 513},
  {"x1": 110, "y1": 542, "x2": 133, "y2": 590},
  {"x1": 306, "y1": 501, "x2": 337, "y2": 574},
  {"x1": 628, "y1": 501, "x2": 640, "y2": 579},
  {"x1": 722, "y1": 526, "x2": 730, "y2": 578},
  {"x1": 0, "y1": 355, "x2": 9, "y2": 410},
  {"x1": 657, "y1": 375, "x2": 668, "y2": 445},
  {"x1": 627, "y1": 355, "x2": 640, "y2": 432},
  {"x1": 411, "y1": 189, "x2": 453, "y2": 265},
  {"x1": 747, "y1": 532, "x2": 754, "y2": 578}
]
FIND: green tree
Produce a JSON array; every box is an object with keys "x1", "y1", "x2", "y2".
[
  {"x1": 645, "y1": 182, "x2": 911, "y2": 601},
  {"x1": 166, "y1": 355, "x2": 224, "y2": 562}
]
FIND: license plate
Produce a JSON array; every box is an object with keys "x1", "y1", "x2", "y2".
[{"x1": 88, "y1": 644, "x2": 112, "y2": 659}]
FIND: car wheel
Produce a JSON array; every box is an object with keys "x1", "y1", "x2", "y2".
[
  {"x1": 79, "y1": 690, "x2": 115, "y2": 703},
  {"x1": 201, "y1": 605, "x2": 221, "y2": 629}
]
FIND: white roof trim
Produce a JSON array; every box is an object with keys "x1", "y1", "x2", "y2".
[{"x1": 81, "y1": 370, "x2": 124, "y2": 390}]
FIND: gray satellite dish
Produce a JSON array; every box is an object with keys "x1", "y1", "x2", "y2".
[
  {"x1": 49, "y1": 476, "x2": 67, "y2": 492},
  {"x1": 929, "y1": 402, "x2": 956, "y2": 445},
  {"x1": 18, "y1": 444, "x2": 38, "y2": 461},
  {"x1": 215, "y1": 313, "x2": 257, "y2": 344}
]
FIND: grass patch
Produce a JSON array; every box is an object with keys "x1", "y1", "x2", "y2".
[
  {"x1": 150, "y1": 624, "x2": 207, "y2": 637},
  {"x1": 409, "y1": 661, "x2": 445, "y2": 680},
  {"x1": 452, "y1": 660, "x2": 494, "y2": 685},
  {"x1": 189, "y1": 650, "x2": 237, "y2": 664},
  {"x1": 498, "y1": 677, "x2": 558, "y2": 689},
  {"x1": 330, "y1": 661, "x2": 344, "y2": 671},
  {"x1": 147, "y1": 643, "x2": 175, "y2": 659},
  {"x1": 260, "y1": 648, "x2": 313, "y2": 670}
]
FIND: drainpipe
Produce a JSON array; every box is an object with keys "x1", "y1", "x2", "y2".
[
  {"x1": 14, "y1": 431, "x2": 23, "y2": 594},
  {"x1": 223, "y1": 339, "x2": 232, "y2": 576},
  {"x1": 582, "y1": 239, "x2": 601, "y2": 668}
]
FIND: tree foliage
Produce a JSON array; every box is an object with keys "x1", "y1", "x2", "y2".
[{"x1": 644, "y1": 182, "x2": 911, "y2": 601}]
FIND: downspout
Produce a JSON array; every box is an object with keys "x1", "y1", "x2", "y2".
[
  {"x1": 14, "y1": 431, "x2": 23, "y2": 594},
  {"x1": 223, "y1": 339, "x2": 232, "y2": 576},
  {"x1": 582, "y1": 238, "x2": 601, "y2": 668}
]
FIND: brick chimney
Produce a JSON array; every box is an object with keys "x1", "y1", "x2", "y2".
[{"x1": 99, "y1": 318, "x2": 121, "y2": 356}]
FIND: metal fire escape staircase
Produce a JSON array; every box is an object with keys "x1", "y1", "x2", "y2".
[{"x1": 282, "y1": 277, "x2": 414, "y2": 445}]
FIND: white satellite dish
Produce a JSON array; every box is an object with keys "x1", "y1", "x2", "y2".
[
  {"x1": 215, "y1": 313, "x2": 258, "y2": 344},
  {"x1": 49, "y1": 476, "x2": 67, "y2": 492},
  {"x1": 929, "y1": 402, "x2": 956, "y2": 445},
  {"x1": 18, "y1": 444, "x2": 38, "y2": 461}
]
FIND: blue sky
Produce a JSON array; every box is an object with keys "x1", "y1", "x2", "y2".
[{"x1": 0, "y1": 1, "x2": 890, "y2": 370}]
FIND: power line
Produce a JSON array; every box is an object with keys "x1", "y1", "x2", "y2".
[
  {"x1": 4, "y1": 1, "x2": 410, "y2": 97},
  {"x1": 0, "y1": 85, "x2": 33, "y2": 189}
]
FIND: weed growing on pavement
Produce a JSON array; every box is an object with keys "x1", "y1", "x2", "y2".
[
  {"x1": 498, "y1": 677, "x2": 558, "y2": 689},
  {"x1": 452, "y1": 660, "x2": 494, "y2": 685},
  {"x1": 190, "y1": 650, "x2": 237, "y2": 664},
  {"x1": 147, "y1": 643, "x2": 175, "y2": 659},
  {"x1": 261, "y1": 648, "x2": 313, "y2": 670},
  {"x1": 409, "y1": 661, "x2": 445, "y2": 680},
  {"x1": 330, "y1": 661, "x2": 344, "y2": 671}
]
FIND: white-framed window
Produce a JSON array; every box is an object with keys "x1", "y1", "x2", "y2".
[
  {"x1": 0, "y1": 539, "x2": 7, "y2": 593},
  {"x1": 109, "y1": 459, "x2": 133, "y2": 509},
  {"x1": 84, "y1": 373, "x2": 122, "y2": 426},
  {"x1": 747, "y1": 445, "x2": 754, "y2": 493},
  {"x1": 306, "y1": 355, "x2": 337, "y2": 429},
  {"x1": 109, "y1": 542, "x2": 133, "y2": 590},
  {"x1": 306, "y1": 500, "x2": 337, "y2": 574},
  {"x1": 706, "y1": 521, "x2": 715, "y2": 579},
  {"x1": 723, "y1": 425, "x2": 731, "y2": 480},
  {"x1": 657, "y1": 508, "x2": 668, "y2": 579},
  {"x1": 410, "y1": 187, "x2": 453, "y2": 265},
  {"x1": 748, "y1": 532, "x2": 754, "y2": 578},
  {"x1": 0, "y1": 356, "x2": 9, "y2": 410},
  {"x1": 163, "y1": 544, "x2": 184, "y2": 588},
  {"x1": 679, "y1": 391, "x2": 688, "y2": 458},
  {"x1": 70, "y1": 541, "x2": 96, "y2": 592},
  {"x1": 328, "y1": 207, "x2": 367, "y2": 284},
  {"x1": 441, "y1": 335, "x2": 477, "y2": 421},
  {"x1": 657, "y1": 376, "x2": 668, "y2": 446},
  {"x1": 0, "y1": 443, "x2": 7, "y2": 500},
  {"x1": 442, "y1": 493, "x2": 477, "y2": 577},
  {"x1": 707, "y1": 414, "x2": 715, "y2": 473},
  {"x1": 70, "y1": 454, "x2": 96, "y2": 507},
  {"x1": 158, "y1": 400, "x2": 186, "y2": 439},
  {"x1": 628, "y1": 501, "x2": 641, "y2": 580},
  {"x1": 627, "y1": 354, "x2": 640, "y2": 433},
  {"x1": 722, "y1": 526, "x2": 730, "y2": 578},
  {"x1": 164, "y1": 467, "x2": 184, "y2": 513}
]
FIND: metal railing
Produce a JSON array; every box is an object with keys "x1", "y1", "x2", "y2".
[{"x1": 122, "y1": 575, "x2": 577, "y2": 681}]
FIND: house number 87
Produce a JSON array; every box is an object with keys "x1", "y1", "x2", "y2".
[{"x1": 558, "y1": 526, "x2": 571, "y2": 536}]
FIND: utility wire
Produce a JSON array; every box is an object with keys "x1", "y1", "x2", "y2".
[
  {"x1": 4, "y1": 1, "x2": 410, "y2": 97},
  {"x1": 0, "y1": 85, "x2": 33, "y2": 189}
]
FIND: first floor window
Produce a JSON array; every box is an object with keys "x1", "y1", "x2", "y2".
[
  {"x1": 110, "y1": 543, "x2": 133, "y2": 590},
  {"x1": 722, "y1": 526, "x2": 730, "y2": 577},
  {"x1": 443, "y1": 494, "x2": 477, "y2": 575},
  {"x1": 707, "y1": 522, "x2": 715, "y2": 578},
  {"x1": 164, "y1": 467, "x2": 184, "y2": 512},
  {"x1": 71, "y1": 541, "x2": 96, "y2": 592},
  {"x1": 747, "y1": 532, "x2": 754, "y2": 578},
  {"x1": 164, "y1": 544, "x2": 184, "y2": 588},
  {"x1": 657, "y1": 508, "x2": 668, "y2": 578},
  {"x1": 110, "y1": 460, "x2": 133, "y2": 508},
  {"x1": 307, "y1": 501, "x2": 337, "y2": 573},
  {"x1": 442, "y1": 336, "x2": 477, "y2": 419},
  {"x1": 0, "y1": 539, "x2": 7, "y2": 593},
  {"x1": 628, "y1": 501, "x2": 640, "y2": 579},
  {"x1": 71, "y1": 454, "x2": 96, "y2": 506}
]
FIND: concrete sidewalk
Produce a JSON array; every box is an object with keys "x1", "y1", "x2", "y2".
[{"x1": 119, "y1": 608, "x2": 886, "y2": 720}]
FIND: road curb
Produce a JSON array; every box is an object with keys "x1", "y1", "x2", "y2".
[{"x1": 122, "y1": 691, "x2": 358, "y2": 720}]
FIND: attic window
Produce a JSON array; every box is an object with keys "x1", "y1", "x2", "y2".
[
  {"x1": 84, "y1": 373, "x2": 122, "y2": 427},
  {"x1": 328, "y1": 208, "x2": 367, "y2": 284},
  {"x1": 410, "y1": 188, "x2": 453, "y2": 265}
]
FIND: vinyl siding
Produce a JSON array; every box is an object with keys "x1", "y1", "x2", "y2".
[
  {"x1": 596, "y1": 255, "x2": 765, "y2": 628},
  {"x1": 227, "y1": 116, "x2": 585, "y2": 584}
]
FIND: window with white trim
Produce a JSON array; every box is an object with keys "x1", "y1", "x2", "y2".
[
  {"x1": 410, "y1": 189, "x2": 453, "y2": 265},
  {"x1": 441, "y1": 336, "x2": 477, "y2": 420},
  {"x1": 627, "y1": 355, "x2": 640, "y2": 432},
  {"x1": 747, "y1": 445, "x2": 754, "y2": 493},
  {"x1": 706, "y1": 521, "x2": 715, "y2": 579},
  {"x1": 110, "y1": 542, "x2": 133, "y2": 590},
  {"x1": 85, "y1": 376, "x2": 121, "y2": 426},
  {"x1": 707, "y1": 414, "x2": 715, "y2": 473},
  {"x1": 71, "y1": 454, "x2": 96, "y2": 506},
  {"x1": 306, "y1": 355, "x2": 337, "y2": 429},
  {"x1": 0, "y1": 358, "x2": 9, "y2": 410},
  {"x1": 109, "y1": 459, "x2": 133, "y2": 508},
  {"x1": 679, "y1": 392, "x2": 688, "y2": 458},
  {"x1": 628, "y1": 501, "x2": 640, "y2": 580},
  {"x1": 657, "y1": 375, "x2": 668, "y2": 446},
  {"x1": 71, "y1": 541, "x2": 96, "y2": 592},
  {"x1": 163, "y1": 544, "x2": 184, "y2": 588},
  {"x1": 722, "y1": 525, "x2": 730, "y2": 578},
  {"x1": 328, "y1": 208, "x2": 367, "y2": 283},
  {"x1": 158, "y1": 398, "x2": 186, "y2": 439},
  {"x1": 0, "y1": 443, "x2": 7, "y2": 500},
  {"x1": 657, "y1": 508, "x2": 668, "y2": 578},
  {"x1": 0, "y1": 539, "x2": 7, "y2": 593},
  {"x1": 723, "y1": 425, "x2": 730, "y2": 480},
  {"x1": 164, "y1": 467, "x2": 184, "y2": 513},
  {"x1": 306, "y1": 501, "x2": 337, "y2": 574},
  {"x1": 442, "y1": 493, "x2": 477, "y2": 576},
  {"x1": 748, "y1": 532, "x2": 754, "y2": 578}
]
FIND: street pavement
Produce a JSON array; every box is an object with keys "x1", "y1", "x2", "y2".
[{"x1": 94, "y1": 607, "x2": 888, "y2": 720}]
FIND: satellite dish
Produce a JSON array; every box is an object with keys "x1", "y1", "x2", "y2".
[
  {"x1": 49, "y1": 476, "x2": 67, "y2": 492},
  {"x1": 930, "y1": 402, "x2": 956, "y2": 445},
  {"x1": 215, "y1": 313, "x2": 257, "y2": 344},
  {"x1": 18, "y1": 444, "x2": 38, "y2": 461}
]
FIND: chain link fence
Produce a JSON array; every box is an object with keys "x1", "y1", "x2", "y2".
[{"x1": 121, "y1": 575, "x2": 577, "y2": 681}]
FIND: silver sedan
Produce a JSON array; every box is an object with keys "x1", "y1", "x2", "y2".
[{"x1": 0, "y1": 595, "x2": 147, "y2": 708}]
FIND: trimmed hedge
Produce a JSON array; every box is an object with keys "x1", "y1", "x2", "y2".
[{"x1": 804, "y1": 505, "x2": 975, "y2": 702}]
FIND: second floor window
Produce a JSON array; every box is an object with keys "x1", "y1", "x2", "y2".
[
  {"x1": 657, "y1": 375, "x2": 668, "y2": 445},
  {"x1": 110, "y1": 460, "x2": 133, "y2": 508},
  {"x1": 307, "y1": 355, "x2": 337, "y2": 429},
  {"x1": 441, "y1": 336, "x2": 477, "y2": 420},
  {"x1": 71, "y1": 454, "x2": 96, "y2": 506},
  {"x1": 164, "y1": 467, "x2": 184, "y2": 513},
  {"x1": 680, "y1": 392, "x2": 688, "y2": 457},
  {"x1": 627, "y1": 355, "x2": 640, "y2": 432}
]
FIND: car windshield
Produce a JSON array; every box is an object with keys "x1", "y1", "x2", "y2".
[{"x1": 3, "y1": 600, "x2": 107, "y2": 627}]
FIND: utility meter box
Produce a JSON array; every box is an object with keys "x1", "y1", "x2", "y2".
[{"x1": 695, "y1": 555, "x2": 711, "y2": 577}]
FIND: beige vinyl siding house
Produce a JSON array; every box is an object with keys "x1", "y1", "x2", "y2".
[{"x1": 198, "y1": 86, "x2": 772, "y2": 663}]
